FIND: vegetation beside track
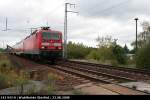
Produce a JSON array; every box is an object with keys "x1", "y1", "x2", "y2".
[
  {"x1": 67, "y1": 41, "x2": 134, "y2": 68},
  {"x1": 136, "y1": 42, "x2": 150, "y2": 70},
  {"x1": 0, "y1": 54, "x2": 67, "y2": 95},
  {"x1": 133, "y1": 21, "x2": 150, "y2": 70},
  {"x1": 0, "y1": 54, "x2": 30, "y2": 94},
  {"x1": 0, "y1": 48, "x2": 4, "y2": 52}
]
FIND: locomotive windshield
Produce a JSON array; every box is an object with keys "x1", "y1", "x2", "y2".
[{"x1": 42, "y1": 32, "x2": 60, "y2": 40}]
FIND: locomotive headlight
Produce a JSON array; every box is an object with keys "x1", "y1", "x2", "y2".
[
  {"x1": 41, "y1": 46, "x2": 45, "y2": 49},
  {"x1": 58, "y1": 47, "x2": 62, "y2": 49}
]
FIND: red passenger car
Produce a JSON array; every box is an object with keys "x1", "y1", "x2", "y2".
[{"x1": 13, "y1": 27, "x2": 63, "y2": 61}]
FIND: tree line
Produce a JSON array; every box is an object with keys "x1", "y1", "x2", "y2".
[{"x1": 67, "y1": 38, "x2": 130, "y2": 65}]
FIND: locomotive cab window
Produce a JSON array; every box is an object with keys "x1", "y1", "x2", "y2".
[{"x1": 42, "y1": 32, "x2": 60, "y2": 40}]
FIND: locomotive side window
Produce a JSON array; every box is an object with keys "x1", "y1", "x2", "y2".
[{"x1": 42, "y1": 32, "x2": 60, "y2": 40}]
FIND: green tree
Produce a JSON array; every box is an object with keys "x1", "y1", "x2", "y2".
[
  {"x1": 136, "y1": 42, "x2": 150, "y2": 69},
  {"x1": 123, "y1": 44, "x2": 129, "y2": 54},
  {"x1": 87, "y1": 50, "x2": 100, "y2": 60},
  {"x1": 98, "y1": 47, "x2": 115, "y2": 62},
  {"x1": 96, "y1": 35, "x2": 115, "y2": 48},
  {"x1": 67, "y1": 41, "x2": 92, "y2": 59},
  {"x1": 112, "y1": 45, "x2": 127, "y2": 64},
  {"x1": 129, "y1": 48, "x2": 136, "y2": 54},
  {"x1": 94, "y1": 35, "x2": 117, "y2": 62}
]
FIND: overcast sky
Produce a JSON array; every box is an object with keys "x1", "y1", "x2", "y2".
[{"x1": 0, "y1": 0, "x2": 150, "y2": 49}]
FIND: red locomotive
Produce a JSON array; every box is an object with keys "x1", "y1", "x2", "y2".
[{"x1": 12, "y1": 27, "x2": 63, "y2": 61}]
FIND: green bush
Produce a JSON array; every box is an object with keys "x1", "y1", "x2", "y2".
[
  {"x1": 136, "y1": 43, "x2": 150, "y2": 69},
  {"x1": 112, "y1": 45, "x2": 127, "y2": 64},
  {"x1": 0, "y1": 60, "x2": 12, "y2": 73},
  {"x1": 0, "y1": 73, "x2": 9, "y2": 89},
  {"x1": 0, "y1": 48, "x2": 4, "y2": 52},
  {"x1": 67, "y1": 42, "x2": 92, "y2": 59},
  {"x1": 98, "y1": 47, "x2": 114, "y2": 62},
  {"x1": 87, "y1": 47, "x2": 115, "y2": 62},
  {"x1": 127, "y1": 56, "x2": 135, "y2": 65},
  {"x1": 111, "y1": 60, "x2": 118, "y2": 66},
  {"x1": 86, "y1": 50, "x2": 100, "y2": 60},
  {"x1": 46, "y1": 73, "x2": 57, "y2": 95}
]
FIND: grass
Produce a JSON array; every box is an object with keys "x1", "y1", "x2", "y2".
[
  {"x1": 0, "y1": 73, "x2": 10, "y2": 89},
  {"x1": 36, "y1": 73, "x2": 61, "y2": 95},
  {"x1": 0, "y1": 54, "x2": 13, "y2": 89},
  {"x1": 85, "y1": 58, "x2": 137, "y2": 69},
  {"x1": 0, "y1": 60, "x2": 12, "y2": 72},
  {"x1": 0, "y1": 54, "x2": 60, "y2": 95},
  {"x1": 46, "y1": 73, "x2": 57, "y2": 95},
  {"x1": 27, "y1": 82, "x2": 36, "y2": 95},
  {"x1": 0, "y1": 54, "x2": 30, "y2": 93},
  {"x1": 47, "y1": 85, "x2": 56, "y2": 95}
]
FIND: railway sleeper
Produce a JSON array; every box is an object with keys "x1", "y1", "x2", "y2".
[
  {"x1": 67, "y1": 60, "x2": 150, "y2": 76},
  {"x1": 58, "y1": 65, "x2": 128, "y2": 83},
  {"x1": 60, "y1": 64, "x2": 135, "y2": 82},
  {"x1": 53, "y1": 66, "x2": 115, "y2": 84}
]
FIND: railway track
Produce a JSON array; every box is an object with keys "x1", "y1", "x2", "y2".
[
  {"x1": 68, "y1": 60, "x2": 150, "y2": 75},
  {"x1": 60, "y1": 60, "x2": 150, "y2": 82},
  {"x1": 47, "y1": 62, "x2": 149, "y2": 94},
  {"x1": 51, "y1": 64, "x2": 135, "y2": 84}
]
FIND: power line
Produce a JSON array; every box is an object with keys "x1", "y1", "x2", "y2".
[
  {"x1": 49, "y1": 0, "x2": 66, "y2": 13},
  {"x1": 92, "y1": 0, "x2": 131, "y2": 15},
  {"x1": 44, "y1": 0, "x2": 67, "y2": 20},
  {"x1": 81, "y1": 0, "x2": 131, "y2": 16},
  {"x1": 40, "y1": 0, "x2": 67, "y2": 27},
  {"x1": 82, "y1": 0, "x2": 111, "y2": 13}
]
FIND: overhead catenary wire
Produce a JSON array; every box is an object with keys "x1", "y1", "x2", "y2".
[
  {"x1": 96, "y1": 0, "x2": 130, "y2": 14},
  {"x1": 88, "y1": 0, "x2": 131, "y2": 16},
  {"x1": 44, "y1": 0, "x2": 67, "y2": 23},
  {"x1": 81, "y1": 0, "x2": 111, "y2": 13}
]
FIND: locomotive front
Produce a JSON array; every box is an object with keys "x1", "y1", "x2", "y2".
[{"x1": 39, "y1": 27, "x2": 63, "y2": 60}]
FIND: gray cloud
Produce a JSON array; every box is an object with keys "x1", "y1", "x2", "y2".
[
  {"x1": 79, "y1": 0, "x2": 150, "y2": 20},
  {"x1": 0, "y1": 0, "x2": 150, "y2": 49}
]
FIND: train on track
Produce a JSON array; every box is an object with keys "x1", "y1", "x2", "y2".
[{"x1": 10, "y1": 27, "x2": 63, "y2": 61}]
